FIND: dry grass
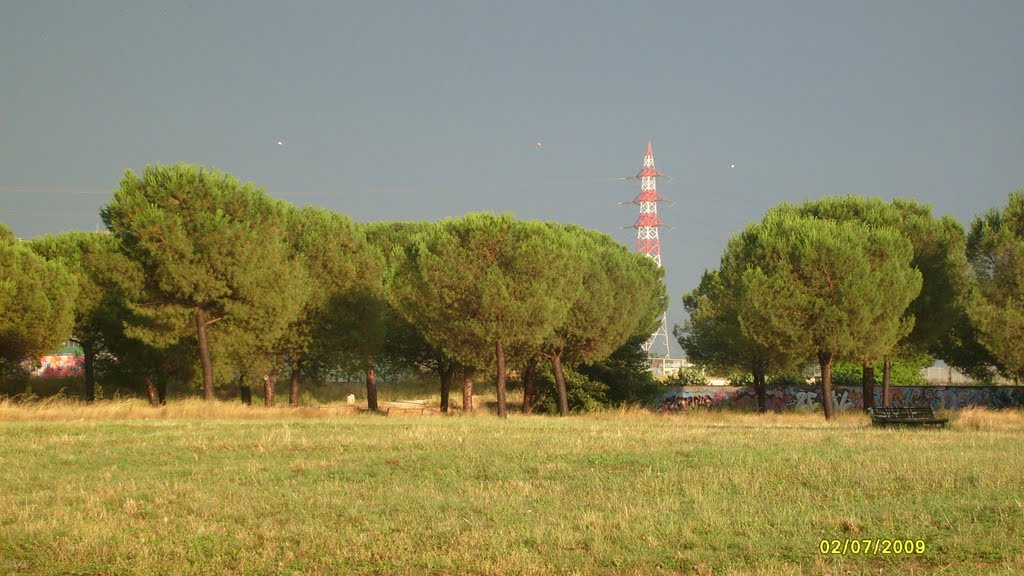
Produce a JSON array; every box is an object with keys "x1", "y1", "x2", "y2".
[
  {"x1": 657, "y1": 408, "x2": 872, "y2": 428},
  {"x1": 951, "y1": 406, "x2": 1024, "y2": 431},
  {"x1": 670, "y1": 406, "x2": 1024, "y2": 432},
  {"x1": 3, "y1": 393, "x2": 1021, "y2": 430},
  {"x1": 0, "y1": 392, "x2": 502, "y2": 422},
  {"x1": 0, "y1": 397, "x2": 365, "y2": 421}
]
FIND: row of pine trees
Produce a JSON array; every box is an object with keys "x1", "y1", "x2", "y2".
[
  {"x1": 677, "y1": 192, "x2": 1024, "y2": 418},
  {"x1": 4, "y1": 162, "x2": 1022, "y2": 419},
  {"x1": 1, "y1": 164, "x2": 667, "y2": 416}
]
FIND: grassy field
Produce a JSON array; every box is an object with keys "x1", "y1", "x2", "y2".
[{"x1": 0, "y1": 401, "x2": 1021, "y2": 575}]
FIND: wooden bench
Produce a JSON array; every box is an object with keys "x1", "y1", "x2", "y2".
[
  {"x1": 385, "y1": 401, "x2": 431, "y2": 416},
  {"x1": 869, "y1": 407, "x2": 948, "y2": 428}
]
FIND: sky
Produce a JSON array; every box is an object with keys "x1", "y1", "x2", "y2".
[{"x1": 2, "y1": 0, "x2": 1023, "y2": 357}]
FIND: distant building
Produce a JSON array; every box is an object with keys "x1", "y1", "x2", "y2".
[
  {"x1": 921, "y1": 365, "x2": 1014, "y2": 385},
  {"x1": 658, "y1": 357, "x2": 691, "y2": 377}
]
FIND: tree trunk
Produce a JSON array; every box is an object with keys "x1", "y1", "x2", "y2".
[
  {"x1": 239, "y1": 375, "x2": 252, "y2": 405},
  {"x1": 882, "y1": 355, "x2": 892, "y2": 407},
  {"x1": 753, "y1": 368, "x2": 767, "y2": 413},
  {"x1": 495, "y1": 339, "x2": 508, "y2": 418},
  {"x1": 289, "y1": 362, "x2": 302, "y2": 407},
  {"x1": 145, "y1": 375, "x2": 159, "y2": 406},
  {"x1": 365, "y1": 355, "x2": 379, "y2": 412},
  {"x1": 521, "y1": 356, "x2": 538, "y2": 415},
  {"x1": 439, "y1": 364, "x2": 455, "y2": 413},
  {"x1": 195, "y1": 308, "x2": 215, "y2": 400},
  {"x1": 82, "y1": 340, "x2": 96, "y2": 403},
  {"x1": 552, "y1": 353, "x2": 569, "y2": 417},
  {"x1": 463, "y1": 368, "x2": 475, "y2": 413},
  {"x1": 861, "y1": 363, "x2": 876, "y2": 412},
  {"x1": 262, "y1": 368, "x2": 277, "y2": 408},
  {"x1": 157, "y1": 358, "x2": 172, "y2": 405},
  {"x1": 818, "y1": 351, "x2": 835, "y2": 421}
]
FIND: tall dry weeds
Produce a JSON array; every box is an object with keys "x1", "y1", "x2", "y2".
[
  {"x1": 951, "y1": 407, "x2": 1024, "y2": 432},
  {"x1": 0, "y1": 397, "x2": 366, "y2": 421}
]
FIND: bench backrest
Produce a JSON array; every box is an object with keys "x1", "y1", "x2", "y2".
[{"x1": 871, "y1": 407, "x2": 936, "y2": 418}]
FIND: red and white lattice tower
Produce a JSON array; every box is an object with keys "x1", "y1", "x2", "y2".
[{"x1": 629, "y1": 142, "x2": 671, "y2": 363}]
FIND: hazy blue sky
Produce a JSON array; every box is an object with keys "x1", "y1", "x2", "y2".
[{"x1": 2, "y1": 1, "x2": 1022, "y2": 355}]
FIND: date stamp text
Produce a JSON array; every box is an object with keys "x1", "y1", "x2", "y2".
[{"x1": 819, "y1": 539, "x2": 926, "y2": 555}]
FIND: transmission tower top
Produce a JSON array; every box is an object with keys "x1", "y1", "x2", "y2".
[{"x1": 629, "y1": 141, "x2": 669, "y2": 267}]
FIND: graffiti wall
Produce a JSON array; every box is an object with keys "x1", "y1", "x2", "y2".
[
  {"x1": 32, "y1": 355, "x2": 83, "y2": 378},
  {"x1": 657, "y1": 385, "x2": 1024, "y2": 412}
]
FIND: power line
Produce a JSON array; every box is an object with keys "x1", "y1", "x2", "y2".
[{"x1": 0, "y1": 185, "x2": 112, "y2": 196}]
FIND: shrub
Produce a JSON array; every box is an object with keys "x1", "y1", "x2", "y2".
[
  {"x1": 830, "y1": 359, "x2": 928, "y2": 387},
  {"x1": 663, "y1": 367, "x2": 709, "y2": 387},
  {"x1": 533, "y1": 363, "x2": 609, "y2": 414},
  {"x1": 768, "y1": 373, "x2": 809, "y2": 387},
  {"x1": 576, "y1": 335, "x2": 662, "y2": 406},
  {"x1": 727, "y1": 372, "x2": 754, "y2": 386}
]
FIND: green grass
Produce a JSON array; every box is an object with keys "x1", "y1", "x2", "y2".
[{"x1": 0, "y1": 407, "x2": 1021, "y2": 575}]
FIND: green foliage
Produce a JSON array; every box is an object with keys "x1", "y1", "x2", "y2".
[
  {"x1": 281, "y1": 208, "x2": 384, "y2": 378},
  {"x1": 576, "y1": 334, "x2": 662, "y2": 405},
  {"x1": 726, "y1": 372, "x2": 754, "y2": 386},
  {"x1": 736, "y1": 212, "x2": 921, "y2": 366},
  {"x1": 678, "y1": 261, "x2": 803, "y2": 387},
  {"x1": 532, "y1": 362, "x2": 609, "y2": 414},
  {"x1": 391, "y1": 213, "x2": 594, "y2": 417},
  {"x1": 663, "y1": 367, "x2": 709, "y2": 387},
  {"x1": 392, "y1": 213, "x2": 581, "y2": 370},
  {"x1": 28, "y1": 232, "x2": 146, "y2": 400},
  {"x1": 378, "y1": 312, "x2": 456, "y2": 383},
  {"x1": 963, "y1": 189, "x2": 1024, "y2": 379},
  {"x1": 100, "y1": 340, "x2": 197, "y2": 399},
  {"x1": 768, "y1": 373, "x2": 809, "y2": 387},
  {"x1": 830, "y1": 359, "x2": 927, "y2": 387},
  {"x1": 533, "y1": 227, "x2": 667, "y2": 415},
  {"x1": 362, "y1": 222, "x2": 458, "y2": 384},
  {"x1": 678, "y1": 270, "x2": 740, "y2": 372},
  {"x1": 30, "y1": 233, "x2": 143, "y2": 342},
  {"x1": 729, "y1": 210, "x2": 922, "y2": 418},
  {"x1": 29, "y1": 233, "x2": 104, "y2": 335},
  {"x1": 931, "y1": 308, "x2": 1004, "y2": 383},
  {"x1": 544, "y1": 228, "x2": 667, "y2": 364},
  {"x1": 317, "y1": 289, "x2": 389, "y2": 374},
  {"x1": 100, "y1": 164, "x2": 309, "y2": 391},
  {"x1": 362, "y1": 221, "x2": 435, "y2": 276},
  {"x1": 776, "y1": 196, "x2": 970, "y2": 356},
  {"x1": 0, "y1": 232, "x2": 78, "y2": 370}
]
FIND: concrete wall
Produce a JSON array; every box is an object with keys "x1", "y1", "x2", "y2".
[{"x1": 657, "y1": 385, "x2": 1024, "y2": 412}]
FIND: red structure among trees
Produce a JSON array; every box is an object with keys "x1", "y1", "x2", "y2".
[{"x1": 628, "y1": 142, "x2": 671, "y2": 366}]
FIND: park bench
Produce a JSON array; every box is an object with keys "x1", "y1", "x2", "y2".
[
  {"x1": 869, "y1": 407, "x2": 948, "y2": 428},
  {"x1": 385, "y1": 401, "x2": 430, "y2": 416}
]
